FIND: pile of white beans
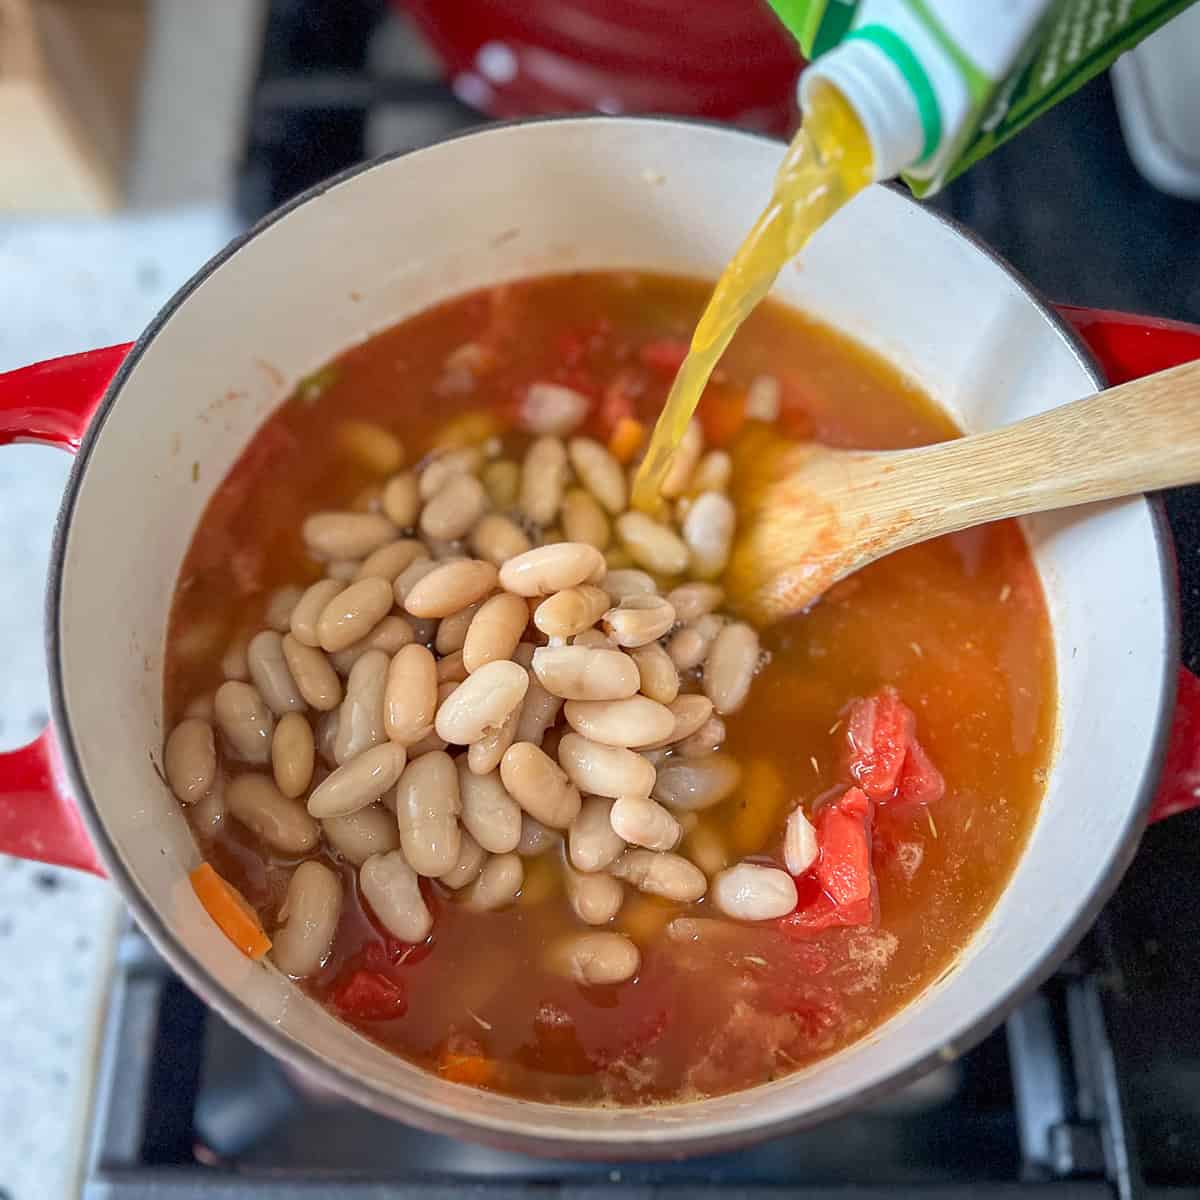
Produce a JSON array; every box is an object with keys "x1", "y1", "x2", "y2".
[{"x1": 165, "y1": 396, "x2": 814, "y2": 990}]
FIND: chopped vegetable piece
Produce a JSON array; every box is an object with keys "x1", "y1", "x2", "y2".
[
  {"x1": 595, "y1": 368, "x2": 643, "y2": 441},
  {"x1": 608, "y1": 416, "x2": 646, "y2": 464},
  {"x1": 843, "y1": 688, "x2": 916, "y2": 800},
  {"x1": 189, "y1": 863, "x2": 271, "y2": 960},
  {"x1": 639, "y1": 337, "x2": 689, "y2": 374},
  {"x1": 697, "y1": 384, "x2": 747, "y2": 448},
  {"x1": 896, "y1": 736, "x2": 945, "y2": 806},
  {"x1": 332, "y1": 969, "x2": 408, "y2": 1021},
  {"x1": 439, "y1": 1053, "x2": 496, "y2": 1086}
]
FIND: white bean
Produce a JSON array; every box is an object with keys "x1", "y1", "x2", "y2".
[
  {"x1": 307, "y1": 741, "x2": 407, "y2": 819},
  {"x1": 610, "y1": 795, "x2": 681, "y2": 851},
  {"x1": 711, "y1": 863, "x2": 798, "y2": 921},
  {"x1": 684, "y1": 824, "x2": 730, "y2": 877},
  {"x1": 560, "y1": 487, "x2": 610, "y2": 550},
  {"x1": 227, "y1": 773, "x2": 319, "y2": 853},
  {"x1": 214, "y1": 681, "x2": 274, "y2": 764},
  {"x1": 645, "y1": 694, "x2": 715, "y2": 748},
  {"x1": 745, "y1": 373, "x2": 781, "y2": 422},
  {"x1": 434, "y1": 602, "x2": 481, "y2": 656},
  {"x1": 467, "y1": 701, "x2": 522, "y2": 775},
  {"x1": 519, "y1": 435, "x2": 569, "y2": 526},
  {"x1": 703, "y1": 621, "x2": 760, "y2": 714},
  {"x1": 457, "y1": 761, "x2": 522, "y2": 853},
  {"x1": 563, "y1": 696, "x2": 675, "y2": 748},
  {"x1": 689, "y1": 449, "x2": 732, "y2": 494},
  {"x1": 392, "y1": 557, "x2": 440, "y2": 607},
  {"x1": 334, "y1": 649, "x2": 389, "y2": 764},
  {"x1": 360, "y1": 851, "x2": 432, "y2": 942},
  {"x1": 630, "y1": 642, "x2": 680, "y2": 705},
  {"x1": 610, "y1": 849, "x2": 707, "y2": 901},
  {"x1": 272, "y1": 712, "x2": 314, "y2": 798},
  {"x1": 462, "y1": 592, "x2": 528, "y2": 673},
  {"x1": 438, "y1": 831, "x2": 487, "y2": 890},
  {"x1": 652, "y1": 753, "x2": 741, "y2": 811},
  {"x1": 522, "y1": 382, "x2": 588, "y2": 436},
  {"x1": 784, "y1": 807, "x2": 819, "y2": 876},
  {"x1": 221, "y1": 635, "x2": 250, "y2": 681},
  {"x1": 568, "y1": 797, "x2": 626, "y2": 872},
  {"x1": 682, "y1": 491, "x2": 735, "y2": 579},
  {"x1": 531, "y1": 645, "x2": 639, "y2": 701},
  {"x1": 395, "y1": 751, "x2": 462, "y2": 876},
  {"x1": 660, "y1": 418, "x2": 704, "y2": 498},
  {"x1": 281, "y1": 634, "x2": 342, "y2": 711},
  {"x1": 567, "y1": 437, "x2": 626, "y2": 513},
  {"x1": 316, "y1": 577, "x2": 393, "y2": 653},
  {"x1": 315, "y1": 709, "x2": 340, "y2": 767},
  {"x1": 615, "y1": 512, "x2": 689, "y2": 575},
  {"x1": 667, "y1": 613, "x2": 724, "y2": 672},
  {"x1": 676, "y1": 715, "x2": 726, "y2": 757},
  {"x1": 500, "y1": 742, "x2": 582, "y2": 829},
  {"x1": 404, "y1": 559, "x2": 497, "y2": 618},
  {"x1": 435, "y1": 659, "x2": 529, "y2": 745},
  {"x1": 534, "y1": 584, "x2": 610, "y2": 639},
  {"x1": 355, "y1": 538, "x2": 427, "y2": 583},
  {"x1": 382, "y1": 471, "x2": 421, "y2": 527},
  {"x1": 469, "y1": 513, "x2": 532, "y2": 566},
  {"x1": 165, "y1": 718, "x2": 215, "y2": 805},
  {"x1": 463, "y1": 852, "x2": 523, "y2": 911},
  {"x1": 329, "y1": 615, "x2": 415, "y2": 676},
  {"x1": 321, "y1": 802, "x2": 399, "y2": 865},
  {"x1": 545, "y1": 931, "x2": 640, "y2": 984},
  {"x1": 573, "y1": 628, "x2": 615, "y2": 649},
  {"x1": 272, "y1": 861, "x2": 342, "y2": 977},
  {"x1": 481, "y1": 458, "x2": 520, "y2": 508},
  {"x1": 265, "y1": 585, "x2": 304, "y2": 633},
  {"x1": 517, "y1": 814, "x2": 561, "y2": 857},
  {"x1": 601, "y1": 595, "x2": 676, "y2": 648},
  {"x1": 604, "y1": 569, "x2": 656, "y2": 602},
  {"x1": 290, "y1": 581, "x2": 348, "y2": 647},
  {"x1": 384, "y1": 644, "x2": 437, "y2": 746},
  {"x1": 420, "y1": 473, "x2": 488, "y2": 541},
  {"x1": 667, "y1": 582, "x2": 724, "y2": 623},
  {"x1": 303, "y1": 511, "x2": 396, "y2": 560},
  {"x1": 498, "y1": 543, "x2": 605, "y2": 597},
  {"x1": 419, "y1": 446, "x2": 484, "y2": 500},
  {"x1": 557, "y1": 733, "x2": 655, "y2": 800},
  {"x1": 436, "y1": 650, "x2": 468, "y2": 685},
  {"x1": 564, "y1": 863, "x2": 625, "y2": 925},
  {"x1": 513, "y1": 644, "x2": 563, "y2": 745}
]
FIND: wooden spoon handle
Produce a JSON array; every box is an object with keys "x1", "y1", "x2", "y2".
[{"x1": 880, "y1": 358, "x2": 1200, "y2": 540}]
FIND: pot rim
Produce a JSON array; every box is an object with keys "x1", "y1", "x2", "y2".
[{"x1": 43, "y1": 113, "x2": 1180, "y2": 1158}]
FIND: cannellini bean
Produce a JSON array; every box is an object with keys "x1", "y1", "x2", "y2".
[
  {"x1": 467, "y1": 700, "x2": 521, "y2": 774},
  {"x1": 321, "y1": 802, "x2": 399, "y2": 865},
  {"x1": 435, "y1": 659, "x2": 528, "y2": 745},
  {"x1": 433, "y1": 653, "x2": 466, "y2": 686},
  {"x1": 457, "y1": 761, "x2": 522, "y2": 853},
  {"x1": 567, "y1": 437, "x2": 626, "y2": 513},
  {"x1": 610, "y1": 795, "x2": 682, "y2": 851},
  {"x1": 784, "y1": 807, "x2": 819, "y2": 876},
  {"x1": 360, "y1": 851, "x2": 432, "y2": 942},
  {"x1": 316, "y1": 577, "x2": 393, "y2": 653},
  {"x1": 660, "y1": 418, "x2": 704, "y2": 498},
  {"x1": 676, "y1": 715, "x2": 727, "y2": 757},
  {"x1": 610, "y1": 849, "x2": 707, "y2": 901},
  {"x1": 434, "y1": 602, "x2": 482, "y2": 656},
  {"x1": 546, "y1": 930, "x2": 639, "y2": 984},
  {"x1": 500, "y1": 742, "x2": 582, "y2": 829},
  {"x1": 513, "y1": 644, "x2": 563, "y2": 745},
  {"x1": 289, "y1": 579, "x2": 345, "y2": 647},
  {"x1": 574, "y1": 628, "x2": 615, "y2": 649},
  {"x1": 682, "y1": 491, "x2": 735, "y2": 579},
  {"x1": 563, "y1": 696, "x2": 675, "y2": 748},
  {"x1": 517, "y1": 814, "x2": 560, "y2": 857},
  {"x1": 652, "y1": 753, "x2": 741, "y2": 811},
  {"x1": 666, "y1": 613, "x2": 724, "y2": 672},
  {"x1": 265, "y1": 586, "x2": 304, "y2": 633},
  {"x1": 746, "y1": 373, "x2": 781, "y2": 422},
  {"x1": 315, "y1": 709, "x2": 340, "y2": 767},
  {"x1": 338, "y1": 421, "x2": 404, "y2": 473},
  {"x1": 605, "y1": 546, "x2": 634, "y2": 570},
  {"x1": 407, "y1": 727, "x2": 448, "y2": 758},
  {"x1": 271, "y1": 861, "x2": 342, "y2": 977},
  {"x1": 630, "y1": 642, "x2": 680, "y2": 705},
  {"x1": 307, "y1": 742, "x2": 406, "y2": 818},
  {"x1": 703, "y1": 621, "x2": 760, "y2": 714},
  {"x1": 355, "y1": 538, "x2": 427, "y2": 583},
  {"x1": 227, "y1": 773, "x2": 319, "y2": 853},
  {"x1": 326, "y1": 558, "x2": 361, "y2": 582},
  {"x1": 498, "y1": 543, "x2": 605, "y2": 597},
  {"x1": 334, "y1": 649, "x2": 389, "y2": 763},
  {"x1": 564, "y1": 863, "x2": 625, "y2": 925},
  {"x1": 463, "y1": 852, "x2": 523, "y2": 911},
  {"x1": 604, "y1": 569, "x2": 656, "y2": 602},
  {"x1": 558, "y1": 733, "x2": 655, "y2": 800},
  {"x1": 615, "y1": 512, "x2": 689, "y2": 575},
  {"x1": 469, "y1": 513, "x2": 532, "y2": 566},
  {"x1": 667, "y1": 582, "x2": 724, "y2": 623},
  {"x1": 602, "y1": 595, "x2": 676, "y2": 648},
  {"x1": 560, "y1": 487, "x2": 611, "y2": 551},
  {"x1": 381, "y1": 471, "x2": 421, "y2": 528},
  {"x1": 522, "y1": 382, "x2": 589, "y2": 435},
  {"x1": 420, "y1": 472, "x2": 488, "y2": 541},
  {"x1": 281, "y1": 634, "x2": 342, "y2": 711},
  {"x1": 395, "y1": 750, "x2": 462, "y2": 875},
  {"x1": 392, "y1": 557, "x2": 440, "y2": 607},
  {"x1": 481, "y1": 459, "x2": 520, "y2": 509},
  {"x1": 191, "y1": 771, "x2": 224, "y2": 829},
  {"x1": 684, "y1": 824, "x2": 730, "y2": 876},
  {"x1": 419, "y1": 446, "x2": 483, "y2": 501},
  {"x1": 689, "y1": 449, "x2": 732, "y2": 494},
  {"x1": 711, "y1": 863, "x2": 798, "y2": 921},
  {"x1": 247, "y1": 631, "x2": 306, "y2": 716},
  {"x1": 438, "y1": 831, "x2": 487, "y2": 890},
  {"x1": 272, "y1": 712, "x2": 315, "y2": 798},
  {"x1": 462, "y1": 592, "x2": 528, "y2": 673},
  {"x1": 303, "y1": 511, "x2": 396, "y2": 560},
  {"x1": 330, "y1": 614, "x2": 415, "y2": 675},
  {"x1": 534, "y1": 584, "x2": 610, "y2": 639},
  {"x1": 165, "y1": 719, "x2": 216, "y2": 805},
  {"x1": 519, "y1": 435, "x2": 569, "y2": 526},
  {"x1": 221, "y1": 636, "x2": 249, "y2": 681},
  {"x1": 214, "y1": 681, "x2": 274, "y2": 764},
  {"x1": 404, "y1": 559, "x2": 497, "y2": 618},
  {"x1": 531, "y1": 645, "x2": 639, "y2": 701},
  {"x1": 646, "y1": 694, "x2": 714, "y2": 748},
  {"x1": 568, "y1": 796, "x2": 627, "y2": 872}
]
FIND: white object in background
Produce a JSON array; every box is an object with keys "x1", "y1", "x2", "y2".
[{"x1": 1112, "y1": 4, "x2": 1200, "y2": 200}]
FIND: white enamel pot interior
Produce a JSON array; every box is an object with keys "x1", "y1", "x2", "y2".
[{"x1": 50, "y1": 117, "x2": 1175, "y2": 1158}]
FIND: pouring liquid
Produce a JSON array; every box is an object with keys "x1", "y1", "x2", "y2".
[{"x1": 631, "y1": 79, "x2": 875, "y2": 514}]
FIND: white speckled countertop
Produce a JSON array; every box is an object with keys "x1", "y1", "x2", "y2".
[{"x1": 0, "y1": 4, "x2": 259, "y2": 1196}]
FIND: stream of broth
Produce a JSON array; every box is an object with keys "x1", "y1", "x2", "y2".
[{"x1": 166, "y1": 272, "x2": 1054, "y2": 1104}]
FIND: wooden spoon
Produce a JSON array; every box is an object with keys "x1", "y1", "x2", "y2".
[{"x1": 726, "y1": 358, "x2": 1200, "y2": 624}]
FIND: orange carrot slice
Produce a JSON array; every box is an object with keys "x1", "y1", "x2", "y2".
[
  {"x1": 608, "y1": 416, "x2": 645, "y2": 465},
  {"x1": 189, "y1": 862, "x2": 272, "y2": 960},
  {"x1": 438, "y1": 1053, "x2": 496, "y2": 1086}
]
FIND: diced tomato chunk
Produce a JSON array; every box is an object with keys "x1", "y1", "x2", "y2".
[
  {"x1": 896, "y1": 736, "x2": 945, "y2": 806},
  {"x1": 332, "y1": 969, "x2": 407, "y2": 1021},
  {"x1": 638, "y1": 337, "x2": 689, "y2": 374},
  {"x1": 843, "y1": 689, "x2": 915, "y2": 800},
  {"x1": 697, "y1": 384, "x2": 747, "y2": 448}
]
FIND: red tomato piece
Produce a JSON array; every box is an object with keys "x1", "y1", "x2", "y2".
[
  {"x1": 638, "y1": 337, "x2": 689, "y2": 374},
  {"x1": 332, "y1": 969, "x2": 407, "y2": 1021},
  {"x1": 592, "y1": 368, "x2": 644, "y2": 439},
  {"x1": 557, "y1": 329, "x2": 588, "y2": 367},
  {"x1": 843, "y1": 688, "x2": 916, "y2": 800},
  {"x1": 896, "y1": 736, "x2": 945, "y2": 806}
]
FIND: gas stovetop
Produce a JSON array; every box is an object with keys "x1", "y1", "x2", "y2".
[{"x1": 79, "y1": 2, "x2": 1200, "y2": 1196}]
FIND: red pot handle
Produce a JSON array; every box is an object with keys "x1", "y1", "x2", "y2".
[{"x1": 0, "y1": 344, "x2": 131, "y2": 875}]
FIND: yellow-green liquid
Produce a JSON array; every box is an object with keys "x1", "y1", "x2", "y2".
[{"x1": 631, "y1": 80, "x2": 876, "y2": 513}]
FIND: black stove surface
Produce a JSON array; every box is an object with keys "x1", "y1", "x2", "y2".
[{"x1": 83, "y1": 3, "x2": 1200, "y2": 1196}]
